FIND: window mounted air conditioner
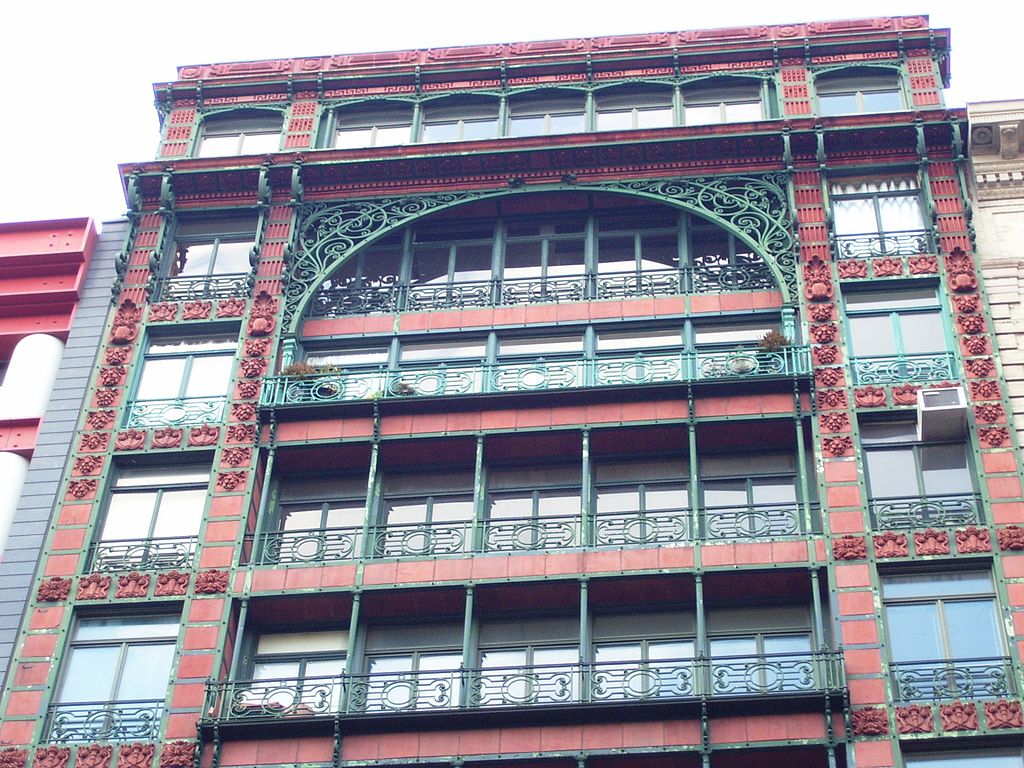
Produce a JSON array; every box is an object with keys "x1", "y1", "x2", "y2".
[{"x1": 916, "y1": 386, "x2": 967, "y2": 441}]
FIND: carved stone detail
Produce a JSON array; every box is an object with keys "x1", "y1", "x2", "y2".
[
  {"x1": 247, "y1": 291, "x2": 277, "y2": 336},
  {"x1": 837, "y1": 260, "x2": 868, "y2": 279},
  {"x1": 115, "y1": 430, "x2": 146, "y2": 451},
  {"x1": 36, "y1": 577, "x2": 71, "y2": 602},
  {"x1": 955, "y1": 526, "x2": 992, "y2": 554},
  {"x1": 152, "y1": 428, "x2": 183, "y2": 449},
  {"x1": 226, "y1": 424, "x2": 257, "y2": 443},
  {"x1": 155, "y1": 571, "x2": 189, "y2": 597},
  {"x1": 86, "y1": 411, "x2": 115, "y2": 429},
  {"x1": 148, "y1": 303, "x2": 178, "y2": 323},
  {"x1": 0, "y1": 751, "x2": 27, "y2": 768},
  {"x1": 998, "y1": 526, "x2": 1024, "y2": 551},
  {"x1": 851, "y1": 708, "x2": 888, "y2": 735},
  {"x1": 217, "y1": 471, "x2": 247, "y2": 491},
  {"x1": 77, "y1": 574, "x2": 112, "y2": 601},
  {"x1": 970, "y1": 380, "x2": 1000, "y2": 400},
  {"x1": 188, "y1": 425, "x2": 220, "y2": 446},
  {"x1": 73, "y1": 746, "x2": 112, "y2": 768},
  {"x1": 963, "y1": 335, "x2": 990, "y2": 355},
  {"x1": 237, "y1": 380, "x2": 261, "y2": 400},
  {"x1": 182, "y1": 301, "x2": 211, "y2": 320},
  {"x1": 98, "y1": 367, "x2": 126, "y2": 387},
  {"x1": 115, "y1": 573, "x2": 150, "y2": 599},
  {"x1": 913, "y1": 529, "x2": 950, "y2": 556},
  {"x1": 808, "y1": 303, "x2": 834, "y2": 322},
  {"x1": 157, "y1": 743, "x2": 195, "y2": 768},
  {"x1": 817, "y1": 388, "x2": 847, "y2": 409},
  {"x1": 965, "y1": 357, "x2": 995, "y2": 377},
  {"x1": 67, "y1": 479, "x2": 98, "y2": 500},
  {"x1": 832, "y1": 535, "x2": 867, "y2": 560},
  {"x1": 891, "y1": 384, "x2": 919, "y2": 406},
  {"x1": 940, "y1": 702, "x2": 978, "y2": 731},
  {"x1": 244, "y1": 338, "x2": 270, "y2": 357},
  {"x1": 221, "y1": 447, "x2": 251, "y2": 467},
  {"x1": 804, "y1": 258, "x2": 833, "y2": 300},
  {"x1": 821, "y1": 436, "x2": 852, "y2": 457},
  {"x1": 873, "y1": 531, "x2": 908, "y2": 558},
  {"x1": 820, "y1": 411, "x2": 850, "y2": 432},
  {"x1": 73, "y1": 455, "x2": 103, "y2": 476},
  {"x1": 231, "y1": 403, "x2": 257, "y2": 421},
  {"x1": 895, "y1": 704, "x2": 933, "y2": 733},
  {"x1": 975, "y1": 404, "x2": 1005, "y2": 423},
  {"x1": 34, "y1": 748, "x2": 69, "y2": 768},
  {"x1": 979, "y1": 427, "x2": 1010, "y2": 447},
  {"x1": 94, "y1": 389, "x2": 118, "y2": 407},
  {"x1": 216, "y1": 297, "x2": 247, "y2": 318},
  {"x1": 109, "y1": 300, "x2": 142, "y2": 345},
  {"x1": 195, "y1": 570, "x2": 229, "y2": 594},
  {"x1": 79, "y1": 432, "x2": 110, "y2": 452},
  {"x1": 105, "y1": 347, "x2": 130, "y2": 365},
  {"x1": 872, "y1": 257, "x2": 902, "y2": 277},
  {"x1": 908, "y1": 255, "x2": 938, "y2": 274},
  {"x1": 815, "y1": 367, "x2": 843, "y2": 387},
  {"x1": 116, "y1": 744, "x2": 154, "y2": 768},
  {"x1": 984, "y1": 700, "x2": 1024, "y2": 729},
  {"x1": 953, "y1": 294, "x2": 980, "y2": 313},
  {"x1": 854, "y1": 386, "x2": 886, "y2": 408},
  {"x1": 239, "y1": 357, "x2": 267, "y2": 378},
  {"x1": 809, "y1": 323, "x2": 838, "y2": 344},
  {"x1": 957, "y1": 314, "x2": 986, "y2": 334}
]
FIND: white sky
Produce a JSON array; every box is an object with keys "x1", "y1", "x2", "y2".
[{"x1": 0, "y1": 0, "x2": 1016, "y2": 226}]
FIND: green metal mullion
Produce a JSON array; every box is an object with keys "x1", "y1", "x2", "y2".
[
  {"x1": 461, "y1": 586, "x2": 475, "y2": 706},
  {"x1": 497, "y1": 95, "x2": 509, "y2": 137},
  {"x1": 809, "y1": 570, "x2": 826, "y2": 647},
  {"x1": 343, "y1": 592, "x2": 362, "y2": 678},
  {"x1": 109, "y1": 642, "x2": 131, "y2": 702},
  {"x1": 694, "y1": 574, "x2": 706, "y2": 696},
  {"x1": 178, "y1": 355, "x2": 196, "y2": 401},
  {"x1": 671, "y1": 85, "x2": 682, "y2": 126},
  {"x1": 584, "y1": 91, "x2": 595, "y2": 132},
  {"x1": 227, "y1": 599, "x2": 250, "y2": 681},
  {"x1": 360, "y1": 445, "x2": 381, "y2": 559},
  {"x1": 579, "y1": 579, "x2": 591, "y2": 703},
  {"x1": 688, "y1": 423, "x2": 700, "y2": 541},
  {"x1": 490, "y1": 220, "x2": 505, "y2": 304},
  {"x1": 678, "y1": 211, "x2": 691, "y2": 292},
  {"x1": 410, "y1": 102, "x2": 423, "y2": 143},
  {"x1": 471, "y1": 436, "x2": 485, "y2": 552},
  {"x1": 251, "y1": 447, "x2": 277, "y2": 546},
  {"x1": 795, "y1": 416, "x2": 814, "y2": 533},
  {"x1": 580, "y1": 429, "x2": 592, "y2": 547},
  {"x1": 583, "y1": 212, "x2": 597, "y2": 298}
]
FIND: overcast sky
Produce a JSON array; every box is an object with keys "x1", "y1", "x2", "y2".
[{"x1": 0, "y1": 0, "x2": 1015, "y2": 227}]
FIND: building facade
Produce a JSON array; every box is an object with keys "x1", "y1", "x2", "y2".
[{"x1": 1, "y1": 15, "x2": 1022, "y2": 768}]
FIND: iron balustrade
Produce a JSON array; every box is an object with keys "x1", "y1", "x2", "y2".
[
  {"x1": 45, "y1": 700, "x2": 164, "y2": 743},
  {"x1": 833, "y1": 229, "x2": 932, "y2": 260},
  {"x1": 850, "y1": 352, "x2": 956, "y2": 385},
  {"x1": 251, "y1": 504, "x2": 815, "y2": 565},
  {"x1": 308, "y1": 264, "x2": 777, "y2": 319},
  {"x1": 151, "y1": 273, "x2": 250, "y2": 301},
  {"x1": 125, "y1": 396, "x2": 227, "y2": 428},
  {"x1": 261, "y1": 346, "x2": 811, "y2": 408},
  {"x1": 891, "y1": 657, "x2": 1015, "y2": 702},
  {"x1": 870, "y1": 494, "x2": 983, "y2": 530},
  {"x1": 88, "y1": 536, "x2": 198, "y2": 572},
  {"x1": 202, "y1": 650, "x2": 845, "y2": 723}
]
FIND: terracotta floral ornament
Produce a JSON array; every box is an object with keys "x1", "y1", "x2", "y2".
[
  {"x1": 231, "y1": 403, "x2": 257, "y2": 421},
  {"x1": 33, "y1": 747, "x2": 69, "y2": 768},
  {"x1": 239, "y1": 357, "x2": 267, "y2": 378},
  {"x1": 940, "y1": 701, "x2": 978, "y2": 731},
  {"x1": 895, "y1": 704, "x2": 933, "y2": 733},
  {"x1": 821, "y1": 436, "x2": 852, "y2": 457},
  {"x1": 73, "y1": 455, "x2": 103, "y2": 476},
  {"x1": 819, "y1": 411, "x2": 850, "y2": 433},
  {"x1": 157, "y1": 743, "x2": 195, "y2": 768},
  {"x1": 832, "y1": 535, "x2": 867, "y2": 561},
  {"x1": 94, "y1": 388, "x2": 118, "y2": 407},
  {"x1": 98, "y1": 366, "x2": 126, "y2": 387},
  {"x1": 77, "y1": 573, "x2": 112, "y2": 601},
  {"x1": 188, "y1": 425, "x2": 220, "y2": 447},
  {"x1": 109, "y1": 299, "x2": 142, "y2": 345},
  {"x1": 79, "y1": 432, "x2": 110, "y2": 452},
  {"x1": 808, "y1": 303, "x2": 834, "y2": 322},
  {"x1": 226, "y1": 424, "x2": 257, "y2": 443},
  {"x1": 979, "y1": 427, "x2": 1010, "y2": 448},
  {"x1": 998, "y1": 526, "x2": 1024, "y2": 551},
  {"x1": 854, "y1": 386, "x2": 886, "y2": 408},
  {"x1": 237, "y1": 380, "x2": 261, "y2": 400},
  {"x1": 815, "y1": 367, "x2": 843, "y2": 387},
  {"x1": 970, "y1": 380, "x2": 1000, "y2": 400},
  {"x1": 873, "y1": 531, "x2": 908, "y2": 558},
  {"x1": 86, "y1": 410, "x2": 115, "y2": 429},
  {"x1": 891, "y1": 384, "x2": 918, "y2": 406},
  {"x1": 152, "y1": 428, "x2": 183, "y2": 449},
  {"x1": 913, "y1": 529, "x2": 949, "y2": 556},
  {"x1": 244, "y1": 338, "x2": 270, "y2": 357},
  {"x1": 953, "y1": 294, "x2": 980, "y2": 313},
  {"x1": 810, "y1": 323, "x2": 838, "y2": 344},
  {"x1": 217, "y1": 471, "x2": 247, "y2": 491},
  {"x1": 148, "y1": 303, "x2": 178, "y2": 323},
  {"x1": 247, "y1": 291, "x2": 277, "y2": 336},
  {"x1": 872, "y1": 257, "x2": 902, "y2": 277},
  {"x1": 115, "y1": 573, "x2": 150, "y2": 599},
  {"x1": 195, "y1": 570, "x2": 229, "y2": 594},
  {"x1": 221, "y1": 447, "x2": 251, "y2": 467},
  {"x1": 36, "y1": 577, "x2": 71, "y2": 603},
  {"x1": 67, "y1": 479, "x2": 98, "y2": 500},
  {"x1": 956, "y1": 314, "x2": 985, "y2": 335},
  {"x1": 817, "y1": 389, "x2": 847, "y2": 409},
  {"x1": 116, "y1": 744, "x2": 154, "y2": 768},
  {"x1": 851, "y1": 708, "x2": 888, "y2": 735},
  {"x1": 803, "y1": 258, "x2": 833, "y2": 301},
  {"x1": 73, "y1": 746, "x2": 112, "y2": 768},
  {"x1": 837, "y1": 260, "x2": 868, "y2": 279},
  {"x1": 115, "y1": 430, "x2": 146, "y2": 451},
  {"x1": 813, "y1": 346, "x2": 839, "y2": 365},
  {"x1": 182, "y1": 301, "x2": 211, "y2": 320},
  {"x1": 908, "y1": 255, "x2": 938, "y2": 274},
  {"x1": 984, "y1": 699, "x2": 1024, "y2": 729},
  {"x1": 956, "y1": 526, "x2": 991, "y2": 554},
  {"x1": 217, "y1": 297, "x2": 247, "y2": 318},
  {"x1": 945, "y1": 248, "x2": 977, "y2": 292},
  {"x1": 963, "y1": 335, "x2": 990, "y2": 355},
  {"x1": 975, "y1": 404, "x2": 1005, "y2": 424},
  {"x1": 0, "y1": 751, "x2": 27, "y2": 768},
  {"x1": 965, "y1": 357, "x2": 995, "y2": 377},
  {"x1": 155, "y1": 571, "x2": 189, "y2": 597},
  {"x1": 105, "y1": 347, "x2": 130, "y2": 365}
]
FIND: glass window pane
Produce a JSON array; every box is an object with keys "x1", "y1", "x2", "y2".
[
  {"x1": 197, "y1": 135, "x2": 239, "y2": 157},
  {"x1": 596, "y1": 111, "x2": 634, "y2": 131},
  {"x1": 883, "y1": 572, "x2": 993, "y2": 599},
  {"x1": 845, "y1": 289, "x2": 937, "y2": 311},
  {"x1": 152, "y1": 489, "x2": 206, "y2": 537},
  {"x1": 862, "y1": 90, "x2": 904, "y2": 112},
  {"x1": 74, "y1": 616, "x2": 179, "y2": 642},
  {"x1": 547, "y1": 113, "x2": 585, "y2": 134},
  {"x1": 335, "y1": 129, "x2": 374, "y2": 149},
  {"x1": 500, "y1": 336, "x2": 583, "y2": 356},
  {"x1": 636, "y1": 107, "x2": 674, "y2": 128},
  {"x1": 185, "y1": 355, "x2": 234, "y2": 397},
  {"x1": 723, "y1": 101, "x2": 763, "y2": 122},
  {"x1": 257, "y1": 631, "x2": 347, "y2": 655},
  {"x1": 326, "y1": 503, "x2": 366, "y2": 528},
  {"x1": 920, "y1": 444, "x2": 973, "y2": 496},
  {"x1": 374, "y1": 125, "x2": 412, "y2": 146},
  {"x1": 702, "y1": 480, "x2": 747, "y2": 508},
  {"x1": 536, "y1": 491, "x2": 580, "y2": 517},
  {"x1": 819, "y1": 93, "x2": 858, "y2": 116},
  {"x1": 710, "y1": 637, "x2": 757, "y2": 657},
  {"x1": 385, "y1": 501, "x2": 427, "y2": 524},
  {"x1": 598, "y1": 330, "x2": 681, "y2": 351},
  {"x1": 649, "y1": 640, "x2": 694, "y2": 660},
  {"x1": 175, "y1": 244, "x2": 215, "y2": 276},
  {"x1": 401, "y1": 341, "x2": 487, "y2": 362},
  {"x1": 117, "y1": 644, "x2": 176, "y2": 699},
  {"x1": 945, "y1": 601, "x2": 1002, "y2": 659},
  {"x1": 431, "y1": 498, "x2": 474, "y2": 522},
  {"x1": 849, "y1": 315, "x2": 898, "y2": 357},
  {"x1": 102, "y1": 493, "x2": 156, "y2": 540},
  {"x1": 240, "y1": 132, "x2": 280, "y2": 154},
  {"x1": 878, "y1": 194, "x2": 924, "y2": 232},
  {"x1": 253, "y1": 660, "x2": 300, "y2": 680},
  {"x1": 887, "y1": 604, "x2": 943, "y2": 661},
  {"x1": 421, "y1": 122, "x2": 460, "y2": 143},
  {"x1": 684, "y1": 105, "x2": 722, "y2": 126},
  {"x1": 212, "y1": 241, "x2": 253, "y2": 273},
  {"x1": 508, "y1": 116, "x2": 546, "y2": 137},
  {"x1": 282, "y1": 506, "x2": 325, "y2": 531},
  {"x1": 489, "y1": 495, "x2": 532, "y2": 519},
  {"x1": 898, "y1": 312, "x2": 946, "y2": 354},
  {"x1": 595, "y1": 488, "x2": 639, "y2": 514},
  {"x1": 59, "y1": 646, "x2": 120, "y2": 701},
  {"x1": 865, "y1": 448, "x2": 919, "y2": 498},
  {"x1": 833, "y1": 197, "x2": 877, "y2": 236},
  {"x1": 461, "y1": 119, "x2": 499, "y2": 140},
  {"x1": 751, "y1": 479, "x2": 797, "y2": 505},
  {"x1": 763, "y1": 635, "x2": 811, "y2": 654},
  {"x1": 137, "y1": 358, "x2": 186, "y2": 400}
]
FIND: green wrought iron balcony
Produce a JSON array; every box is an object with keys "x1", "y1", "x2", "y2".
[
  {"x1": 125, "y1": 396, "x2": 227, "y2": 428},
  {"x1": 87, "y1": 536, "x2": 198, "y2": 572},
  {"x1": 891, "y1": 657, "x2": 1015, "y2": 702},
  {"x1": 151, "y1": 273, "x2": 251, "y2": 302},
  {"x1": 202, "y1": 650, "x2": 845, "y2": 725},
  {"x1": 869, "y1": 494, "x2": 982, "y2": 530},
  {"x1": 833, "y1": 228, "x2": 933, "y2": 260},
  {"x1": 851, "y1": 351, "x2": 956, "y2": 386},
  {"x1": 251, "y1": 502, "x2": 818, "y2": 565},
  {"x1": 261, "y1": 346, "x2": 812, "y2": 409},
  {"x1": 45, "y1": 699, "x2": 164, "y2": 743}
]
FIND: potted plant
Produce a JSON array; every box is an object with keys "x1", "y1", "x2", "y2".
[
  {"x1": 281, "y1": 361, "x2": 317, "y2": 377},
  {"x1": 759, "y1": 330, "x2": 791, "y2": 352}
]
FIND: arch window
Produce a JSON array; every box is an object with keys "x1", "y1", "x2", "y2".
[
  {"x1": 507, "y1": 91, "x2": 586, "y2": 137},
  {"x1": 420, "y1": 97, "x2": 500, "y2": 143},
  {"x1": 682, "y1": 81, "x2": 764, "y2": 126},
  {"x1": 196, "y1": 112, "x2": 282, "y2": 157},
  {"x1": 817, "y1": 70, "x2": 904, "y2": 115},
  {"x1": 594, "y1": 86, "x2": 674, "y2": 131},
  {"x1": 334, "y1": 103, "x2": 415, "y2": 148}
]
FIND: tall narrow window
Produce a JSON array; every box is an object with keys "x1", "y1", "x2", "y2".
[
  {"x1": 883, "y1": 572, "x2": 1009, "y2": 701},
  {"x1": 93, "y1": 466, "x2": 207, "y2": 571},
  {"x1": 49, "y1": 615, "x2": 178, "y2": 742},
  {"x1": 377, "y1": 471, "x2": 475, "y2": 557},
  {"x1": 128, "y1": 337, "x2": 236, "y2": 428},
  {"x1": 196, "y1": 113, "x2": 282, "y2": 157},
  {"x1": 700, "y1": 453, "x2": 803, "y2": 538},
  {"x1": 161, "y1": 217, "x2": 256, "y2": 300},
  {"x1": 238, "y1": 631, "x2": 347, "y2": 718},
  {"x1": 831, "y1": 178, "x2": 928, "y2": 258}
]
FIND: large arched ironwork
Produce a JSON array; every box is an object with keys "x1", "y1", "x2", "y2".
[{"x1": 283, "y1": 174, "x2": 796, "y2": 331}]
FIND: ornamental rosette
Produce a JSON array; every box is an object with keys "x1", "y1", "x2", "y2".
[
  {"x1": 104, "y1": 347, "x2": 130, "y2": 365},
  {"x1": 221, "y1": 447, "x2": 251, "y2": 467},
  {"x1": 832, "y1": 535, "x2": 867, "y2": 561},
  {"x1": 148, "y1": 303, "x2": 178, "y2": 323},
  {"x1": 73, "y1": 455, "x2": 103, "y2": 476},
  {"x1": 953, "y1": 294, "x2": 980, "y2": 313},
  {"x1": 194, "y1": 570, "x2": 229, "y2": 594},
  {"x1": 86, "y1": 410, "x2": 116, "y2": 429},
  {"x1": 67, "y1": 479, "x2": 98, "y2": 500},
  {"x1": 940, "y1": 702, "x2": 978, "y2": 731},
  {"x1": 239, "y1": 357, "x2": 267, "y2": 378},
  {"x1": 998, "y1": 526, "x2": 1024, "y2": 551},
  {"x1": 115, "y1": 573, "x2": 150, "y2": 599},
  {"x1": 231, "y1": 402, "x2": 257, "y2": 421},
  {"x1": 984, "y1": 699, "x2": 1024, "y2": 729},
  {"x1": 98, "y1": 366, "x2": 126, "y2": 387},
  {"x1": 965, "y1": 357, "x2": 995, "y2": 377},
  {"x1": 817, "y1": 388, "x2": 847, "y2": 409},
  {"x1": 956, "y1": 314, "x2": 985, "y2": 334},
  {"x1": 79, "y1": 432, "x2": 110, "y2": 452},
  {"x1": 819, "y1": 411, "x2": 850, "y2": 433},
  {"x1": 809, "y1": 323, "x2": 838, "y2": 344},
  {"x1": 73, "y1": 746, "x2": 112, "y2": 768},
  {"x1": 115, "y1": 430, "x2": 146, "y2": 451},
  {"x1": 808, "y1": 303, "x2": 834, "y2": 322},
  {"x1": 152, "y1": 428, "x2": 183, "y2": 449},
  {"x1": 871, "y1": 257, "x2": 902, "y2": 277},
  {"x1": 908, "y1": 254, "x2": 938, "y2": 274},
  {"x1": 970, "y1": 380, "x2": 1000, "y2": 400},
  {"x1": 979, "y1": 427, "x2": 1009, "y2": 448},
  {"x1": 963, "y1": 335, "x2": 990, "y2": 355},
  {"x1": 182, "y1": 301, "x2": 211, "y2": 320},
  {"x1": 896, "y1": 704, "x2": 933, "y2": 733},
  {"x1": 216, "y1": 297, "x2": 247, "y2": 318},
  {"x1": 813, "y1": 345, "x2": 839, "y2": 365},
  {"x1": 873, "y1": 531, "x2": 908, "y2": 558},
  {"x1": 851, "y1": 708, "x2": 888, "y2": 735},
  {"x1": 891, "y1": 384, "x2": 919, "y2": 406},
  {"x1": 0, "y1": 751, "x2": 27, "y2": 768},
  {"x1": 913, "y1": 529, "x2": 949, "y2": 556},
  {"x1": 188, "y1": 425, "x2": 220, "y2": 446},
  {"x1": 955, "y1": 526, "x2": 991, "y2": 554},
  {"x1": 94, "y1": 388, "x2": 118, "y2": 407},
  {"x1": 237, "y1": 380, "x2": 261, "y2": 400},
  {"x1": 226, "y1": 424, "x2": 256, "y2": 443},
  {"x1": 157, "y1": 743, "x2": 195, "y2": 768},
  {"x1": 217, "y1": 471, "x2": 247, "y2": 491},
  {"x1": 821, "y1": 436, "x2": 852, "y2": 457},
  {"x1": 815, "y1": 367, "x2": 843, "y2": 387},
  {"x1": 36, "y1": 577, "x2": 71, "y2": 603},
  {"x1": 244, "y1": 338, "x2": 270, "y2": 357},
  {"x1": 974, "y1": 404, "x2": 1005, "y2": 423}
]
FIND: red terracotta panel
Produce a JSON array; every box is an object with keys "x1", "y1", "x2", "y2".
[
  {"x1": 166, "y1": 712, "x2": 201, "y2": 738},
  {"x1": 338, "y1": 736, "x2": 378, "y2": 761},
  {"x1": 170, "y1": 682, "x2": 206, "y2": 709},
  {"x1": 708, "y1": 716, "x2": 747, "y2": 744},
  {"x1": 50, "y1": 528, "x2": 86, "y2": 551},
  {"x1": 12, "y1": 661, "x2": 49, "y2": 686},
  {"x1": 0, "y1": 718, "x2": 34, "y2": 745},
  {"x1": 470, "y1": 556, "x2": 509, "y2": 579},
  {"x1": 988, "y1": 476, "x2": 1024, "y2": 499},
  {"x1": 395, "y1": 560, "x2": 437, "y2": 584},
  {"x1": 29, "y1": 607, "x2": 64, "y2": 630},
  {"x1": 176, "y1": 653, "x2": 215, "y2": 679},
  {"x1": 254, "y1": 740, "x2": 299, "y2": 764},
  {"x1": 319, "y1": 565, "x2": 358, "y2": 588},
  {"x1": 209, "y1": 495, "x2": 243, "y2": 518},
  {"x1": 538, "y1": 725, "x2": 583, "y2": 751},
  {"x1": 1008, "y1": 583, "x2": 1024, "y2": 607},
  {"x1": 283, "y1": 568, "x2": 322, "y2": 590},
  {"x1": 983, "y1": 451, "x2": 1021, "y2": 474},
  {"x1": 658, "y1": 546, "x2": 694, "y2": 568},
  {"x1": 770, "y1": 541, "x2": 809, "y2": 563},
  {"x1": 619, "y1": 720, "x2": 666, "y2": 747},
  {"x1": 198, "y1": 547, "x2": 233, "y2": 568},
  {"x1": 250, "y1": 569, "x2": 288, "y2": 592},
  {"x1": 182, "y1": 625, "x2": 220, "y2": 651},
  {"x1": 456, "y1": 729, "x2": 502, "y2": 755},
  {"x1": 204, "y1": 520, "x2": 239, "y2": 542},
  {"x1": 844, "y1": 647, "x2": 883, "y2": 675},
  {"x1": 829, "y1": 511, "x2": 865, "y2": 533},
  {"x1": 187, "y1": 599, "x2": 225, "y2": 623},
  {"x1": 853, "y1": 740, "x2": 896, "y2": 768},
  {"x1": 834, "y1": 564, "x2": 872, "y2": 588},
  {"x1": 1002, "y1": 555, "x2": 1024, "y2": 578},
  {"x1": 580, "y1": 722, "x2": 624, "y2": 749},
  {"x1": 993, "y1": 502, "x2": 1024, "y2": 524},
  {"x1": 848, "y1": 676, "x2": 887, "y2": 705},
  {"x1": 21, "y1": 633, "x2": 57, "y2": 658},
  {"x1": 661, "y1": 719, "x2": 702, "y2": 745},
  {"x1": 43, "y1": 554, "x2": 80, "y2": 577},
  {"x1": 700, "y1": 544, "x2": 736, "y2": 566},
  {"x1": 620, "y1": 548, "x2": 661, "y2": 571},
  {"x1": 506, "y1": 554, "x2": 547, "y2": 579},
  {"x1": 295, "y1": 738, "x2": 334, "y2": 762},
  {"x1": 374, "y1": 732, "x2": 419, "y2": 759},
  {"x1": 841, "y1": 619, "x2": 880, "y2": 645},
  {"x1": 824, "y1": 460, "x2": 858, "y2": 483},
  {"x1": 418, "y1": 731, "x2": 460, "y2": 757},
  {"x1": 362, "y1": 562, "x2": 399, "y2": 585},
  {"x1": 838, "y1": 591, "x2": 875, "y2": 616},
  {"x1": 431, "y1": 558, "x2": 474, "y2": 582},
  {"x1": 827, "y1": 485, "x2": 862, "y2": 508},
  {"x1": 218, "y1": 742, "x2": 258, "y2": 766},
  {"x1": 733, "y1": 542, "x2": 772, "y2": 565},
  {"x1": 58, "y1": 504, "x2": 94, "y2": 526}
]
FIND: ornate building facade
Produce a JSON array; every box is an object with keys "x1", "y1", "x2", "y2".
[{"x1": 1, "y1": 15, "x2": 1022, "y2": 768}]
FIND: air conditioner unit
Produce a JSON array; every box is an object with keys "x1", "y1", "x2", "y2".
[{"x1": 916, "y1": 386, "x2": 967, "y2": 441}]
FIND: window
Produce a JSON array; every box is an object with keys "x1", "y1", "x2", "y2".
[
  {"x1": 420, "y1": 98, "x2": 500, "y2": 143},
  {"x1": 831, "y1": 177, "x2": 928, "y2": 258},
  {"x1": 593, "y1": 457, "x2": 690, "y2": 545},
  {"x1": 377, "y1": 471, "x2": 475, "y2": 556},
  {"x1": 707, "y1": 607, "x2": 814, "y2": 695},
  {"x1": 861, "y1": 421, "x2": 977, "y2": 528},
  {"x1": 237, "y1": 631, "x2": 347, "y2": 717},
  {"x1": 508, "y1": 92, "x2": 586, "y2": 137},
  {"x1": 476, "y1": 617, "x2": 579, "y2": 706},
  {"x1": 906, "y1": 754, "x2": 1024, "y2": 768},
  {"x1": 817, "y1": 70, "x2": 904, "y2": 115},
  {"x1": 883, "y1": 572, "x2": 1010, "y2": 701},
  {"x1": 592, "y1": 612, "x2": 695, "y2": 701},
  {"x1": 363, "y1": 624, "x2": 462, "y2": 712},
  {"x1": 700, "y1": 453, "x2": 804, "y2": 538},
  {"x1": 160, "y1": 217, "x2": 256, "y2": 300},
  {"x1": 93, "y1": 466, "x2": 207, "y2": 571},
  {"x1": 128, "y1": 337, "x2": 236, "y2": 428},
  {"x1": 485, "y1": 465, "x2": 582, "y2": 551},
  {"x1": 261, "y1": 476, "x2": 367, "y2": 564},
  {"x1": 49, "y1": 615, "x2": 178, "y2": 742},
  {"x1": 595, "y1": 87, "x2": 673, "y2": 131},
  {"x1": 843, "y1": 288, "x2": 952, "y2": 383},
  {"x1": 196, "y1": 113, "x2": 282, "y2": 157},
  {"x1": 334, "y1": 103, "x2": 414, "y2": 148},
  {"x1": 682, "y1": 81, "x2": 764, "y2": 126}
]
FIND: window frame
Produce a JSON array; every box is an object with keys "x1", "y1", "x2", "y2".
[
  {"x1": 681, "y1": 80, "x2": 765, "y2": 126},
  {"x1": 829, "y1": 176, "x2": 929, "y2": 258},
  {"x1": 195, "y1": 112, "x2": 283, "y2": 157},
  {"x1": 816, "y1": 69, "x2": 906, "y2": 116},
  {"x1": 160, "y1": 216, "x2": 257, "y2": 300}
]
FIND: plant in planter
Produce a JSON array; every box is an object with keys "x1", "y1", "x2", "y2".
[
  {"x1": 281, "y1": 361, "x2": 317, "y2": 377},
  {"x1": 759, "y1": 330, "x2": 791, "y2": 352},
  {"x1": 392, "y1": 380, "x2": 416, "y2": 396}
]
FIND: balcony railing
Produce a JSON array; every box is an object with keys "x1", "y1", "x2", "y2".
[
  {"x1": 308, "y1": 264, "x2": 778, "y2": 318},
  {"x1": 88, "y1": 536, "x2": 198, "y2": 572},
  {"x1": 203, "y1": 650, "x2": 845, "y2": 724},
  {"x1": 252, "y1": 503, "x2": 816, "y2": 565},
  {"x1": 891, "y1": 657, "x2": 1015, "y2": 702},
  {"x1": 834, "y1": 229, "x2": 932, "y2": 260},
  {"x1": 45, "y1": 699, "x2": 164, "y2": 743},
  {"x1": 151, "y1": 273, "x2": 250, "y2": 302},
  {"x1": 851, "y1": 352, "x2": 956, "y2": 385},
  {"x1": 870, "y1": 494, "x2": 982, "y2": 530},
  {"x1": 125, "y1": 396, "x2": 226, "y2": 428},
  {"x1": 262, "y1": 346, "x2": 812, "y2": 408}
]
